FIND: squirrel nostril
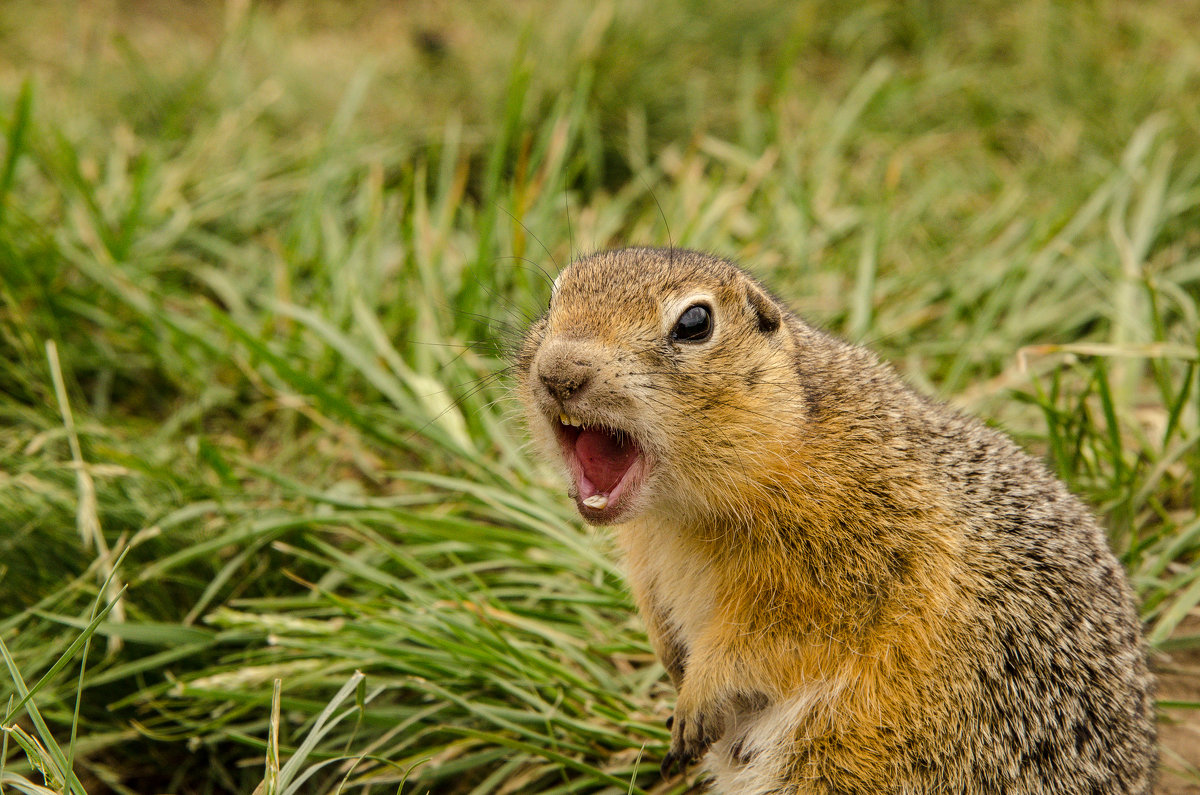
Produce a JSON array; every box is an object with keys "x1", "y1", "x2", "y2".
[{"x1": 539, "y1": 370, "x2": 591, "y2": 402}]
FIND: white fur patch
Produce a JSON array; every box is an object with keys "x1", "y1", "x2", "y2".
[
  {"x1": 706, "y1": 681, "x2": 844, "y2": 795},
  {"x1": 620, "y1": 521, "x2": 718, "y2": 644}
]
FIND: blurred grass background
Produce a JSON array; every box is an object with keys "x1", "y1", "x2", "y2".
[{"x1": 1, "y1": 0, "x2": 1200, "y2": 792}]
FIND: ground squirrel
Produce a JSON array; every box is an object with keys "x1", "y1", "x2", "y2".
[{"x1": 515, "y1": 247, "x2": 1156, "y2": 794}]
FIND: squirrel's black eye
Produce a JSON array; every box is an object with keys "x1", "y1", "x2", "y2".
[{"x1": 672, "y1": 304, "x2": 713, "y2": 342}]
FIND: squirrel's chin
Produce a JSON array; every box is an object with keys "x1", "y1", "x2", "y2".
[{"x1": 573, "y1": 496, "x2": 631, "y2": 525}]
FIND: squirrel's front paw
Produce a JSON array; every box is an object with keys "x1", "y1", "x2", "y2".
[{"x1": 660, "y1": 694, "x2": 723, "y2": 777}]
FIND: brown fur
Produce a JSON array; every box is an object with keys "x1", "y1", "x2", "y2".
[{"x1": 516, "y1": 247, "x2": 1156, "y2": 794}]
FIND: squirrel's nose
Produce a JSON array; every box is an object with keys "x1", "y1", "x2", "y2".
[
  {"x1": 537, "y1": 343, "x2": 594, "y2": 403},
  {"x1": 539, "y1": 367, "x2": 591, "y2": 403}
]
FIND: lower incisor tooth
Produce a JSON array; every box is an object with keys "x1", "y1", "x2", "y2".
[{"x1": 582, "y1": 494, "x2": 609, "y2": 509}]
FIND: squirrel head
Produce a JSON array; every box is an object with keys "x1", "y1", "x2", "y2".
[{"x1": 516, "y1": 247, "x2": 811, "y2": 526}]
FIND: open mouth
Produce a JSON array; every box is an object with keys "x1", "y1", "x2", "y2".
[{"x1": 553, "y1": 412, "x2": 647, "y2": 522}]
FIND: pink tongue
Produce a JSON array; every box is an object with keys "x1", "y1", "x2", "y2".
[{"x1": 575, "y1": 428, "x2": 637, "y2": 493}]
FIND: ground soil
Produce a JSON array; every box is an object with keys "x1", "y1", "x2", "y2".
[{"x1": 1156, "y1": 619, "x2": 1200, "y2": 793}]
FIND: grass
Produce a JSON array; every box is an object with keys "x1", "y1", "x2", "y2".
[{"x1": 1, "y1": 0, "x2": 1200, "y2": 792}]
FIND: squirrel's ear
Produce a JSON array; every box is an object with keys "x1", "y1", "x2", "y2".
[{"x1": 746, "y1": 282, "x2": 781, "y2": 334}]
